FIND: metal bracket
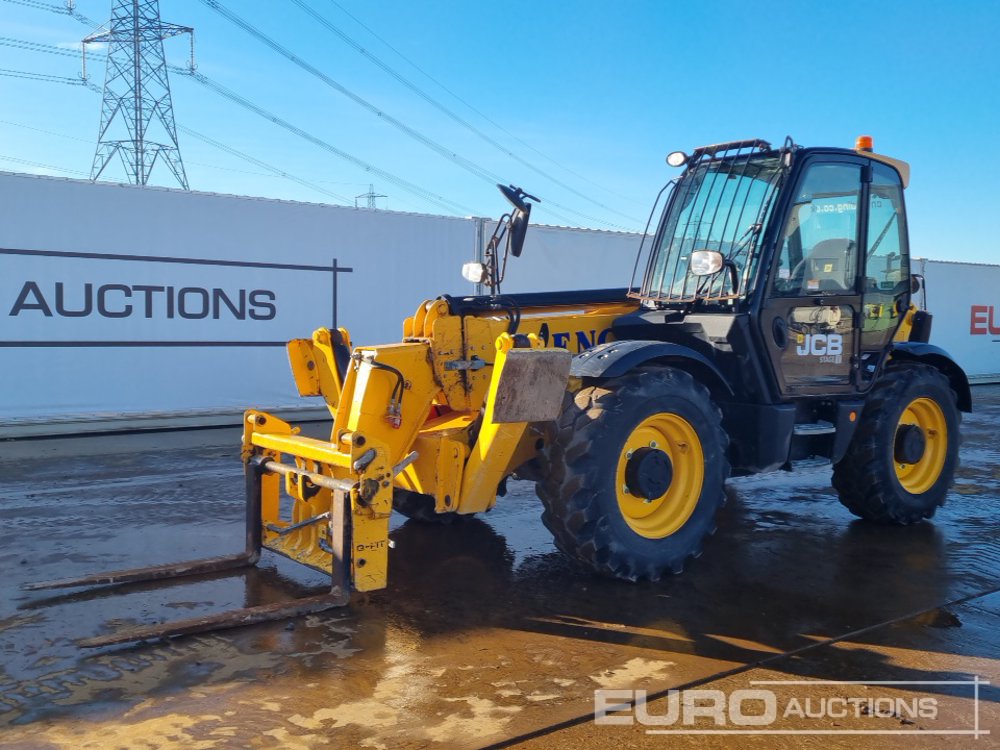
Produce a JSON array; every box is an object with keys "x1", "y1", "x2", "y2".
[{"x1": 444, "y1": 357, "x2": 490, "y2": 371}]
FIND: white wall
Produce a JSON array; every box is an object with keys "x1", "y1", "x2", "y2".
[
  {"x1": 499, "y1": 223, "x2": 641, "y2": 293},
  {"x1": 0, "y1": 172, "x2": 479, "y2": 432},
  {"x1": 1, "y1": 172, "x2": 994, "y2": 436},
  {"x1": 919, "y1": 259, "x2": 1000, "y2": 382}
]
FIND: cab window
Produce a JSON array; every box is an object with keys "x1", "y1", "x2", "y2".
[
  {"x1": 861, "y1": 162, "x2": 909, "y2": 350},
  {"x1": 772, "y1": 163, "x2": 862, "y2": 296}
]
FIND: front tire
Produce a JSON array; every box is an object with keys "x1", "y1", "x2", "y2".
[
  {"x1": 833, "y1": 362, "x2": 960, "y2": 524},
  {"x1": 536, "y1": 367, "x2": 730, "y2": 581}
]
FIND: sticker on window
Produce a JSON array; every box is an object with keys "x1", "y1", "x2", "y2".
[{"x1": 807, "y1": 279, "x2": 820, "y2": 291}]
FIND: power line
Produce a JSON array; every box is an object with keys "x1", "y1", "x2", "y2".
[
  {"x1": 0, "y1": 64, "x2": 569, "y2": 223},
  {"x1": 179, "y1": 125, "x2": 354, "y2": 204},
  {"x1": 0, "y1": 117, "x2": 90, "y2": 142},
  {"x1": 0, "y1": 152, "x2": 88, "y2": 175},
  {"x1": 293, "y1": 0, "x2": 639, "y2": 223},
  {"x1": 198, "y1": 0, "x2": 621, "y2": 229},
  {"x1": 0, "y1": 36, "x2": 84, "y2": 58},
  {"x1": 0, "y1": 114, "x2": 353, "y2": 202},
  {"x1": 0, "y1": 0, "x2": 100, "y2": 28},
  {"x1": 324, "y1": 0, "x2": 631, "y2": 204},
  {"x1": 199, "y1": 0, "x2": 497, "y2": 184},
  {"x1": 178, "y1": 70, "x2": 478, "y2": 216},
  {"x1": 1, "y1": 0, "x2": 65, "y2": 12},
  {"x1": 4, "y1": 0, "x2": 629, "y2": 226},
  {"x1": 0, "y1": 64, "x2": 463, "y2": 213},
  {"x1": 0, "y1": 66, "x2": 86, "y2": 85}
]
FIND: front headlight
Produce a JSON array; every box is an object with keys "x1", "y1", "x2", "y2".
[{"x1": 462, "y1": 261, "x2": 487, "y2": 283}]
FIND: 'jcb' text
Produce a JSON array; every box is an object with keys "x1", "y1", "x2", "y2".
[{"x1": 796, "y1": 333, "x2": 843, "y2": 363}]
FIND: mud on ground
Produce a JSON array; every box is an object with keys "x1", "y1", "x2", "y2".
[{"x1": 1, "y1": 388, "x2": 998, "y2": 749}]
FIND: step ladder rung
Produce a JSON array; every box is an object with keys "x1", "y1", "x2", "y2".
[{"x1": 793, "y1": 420, "x2": 836, "y2": 436}]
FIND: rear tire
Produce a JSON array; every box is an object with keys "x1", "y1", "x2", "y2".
[
  {"x1": 833, "y1": 363, "x2": 960, "y2": 524},
  {"x1": 536, "y1": 367, "x2": 730, "y2": 581}
]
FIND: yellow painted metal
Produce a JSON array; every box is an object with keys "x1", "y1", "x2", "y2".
[
  {"x1": 241, "y1": 293, "x2": 640, "y2": 591},
  {"x1": 455, "y1": 304, "x2": 635, "y2": 415},
  {"x1": 286, "y1": 327, "x2": 353, "y2": 414},
  {"x1": 242, "y1": 409, "x2": 394, "y2": 591},
  {"x1": 895, "y1": 397, "x2": 948, "y2": 494},
  {"x1": 395, "y1": 410, "x2": 474, "y2": 511},
  {"x1": 287, "y1": 338, "x2": 321, "y2": 397},
  {"x1": 244, "y1": 411, "x2": 336, "y2": 574},
  {"x1": 893, "y1": 304, "x2": 917, "y2": 343},
  {"x1": 347, "y1": 436, "x2": 393, "y2": 592},
  {"x1": 457, "y1": 332, "x2": 549, "y2": 514},
  {"x1": 333, "y1": 342, "x2": 440, "y2": 465},
  {"x1": 424, "y1": 314, "x2": 473, "y2": 411},
  {"x1": 614, "y1": 412, "x2": 705, "y2": 539},
  {"x1": 251, "y1": 432, "x2": 353, "y2": 469}
]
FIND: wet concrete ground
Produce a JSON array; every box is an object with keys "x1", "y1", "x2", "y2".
[{"x1": 1, "y1": 389, "x2": 998, "y2": 749}]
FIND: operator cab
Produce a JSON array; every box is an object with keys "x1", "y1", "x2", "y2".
[{"x1": 621, "y1": 136, "x2": 916, "y2": 404}]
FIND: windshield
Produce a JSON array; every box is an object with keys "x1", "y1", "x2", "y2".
[{"x1": 640, "y1": 153, "x2": 785, "y2": 305}]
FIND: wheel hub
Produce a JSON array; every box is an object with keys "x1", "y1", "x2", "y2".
[
  {"x1": 624, "y1": 447, "x2": 673, "y2": 500},
  {"x1": 894, "y1": 423, "x2": 926, "y2": 465}
]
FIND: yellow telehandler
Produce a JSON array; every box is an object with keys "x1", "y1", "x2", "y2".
[{"x1": 28, "y1": 137, "x2": 971, "y2": 647}]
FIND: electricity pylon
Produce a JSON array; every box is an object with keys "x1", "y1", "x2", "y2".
[{"x1": 85, "y1": 0, "x2": 193, "y2": 188}]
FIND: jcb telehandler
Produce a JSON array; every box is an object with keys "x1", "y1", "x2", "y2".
[{"x1": 29, "y1": 136, "x2": 971, "y2": 647}]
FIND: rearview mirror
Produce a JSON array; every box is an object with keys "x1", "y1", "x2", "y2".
[
  {"x1": 689, "y1": 250, "x2": 724, "y2": 276},
  {"x1": 509, "y1": 204, "x2": 531, "y2": 258}
]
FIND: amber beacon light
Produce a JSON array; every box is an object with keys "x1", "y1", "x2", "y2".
[{"x1": 856, "y1": 134, "x2": 874, "y2": 152}]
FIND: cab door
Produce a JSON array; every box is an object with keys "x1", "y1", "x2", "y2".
[{"x1": 758, "y1": 157, "x2": 867, "y2": 396}]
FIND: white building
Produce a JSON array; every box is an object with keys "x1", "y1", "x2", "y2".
[{"x1": 0, "y1": 172, "x2": 994, "y2": 436}]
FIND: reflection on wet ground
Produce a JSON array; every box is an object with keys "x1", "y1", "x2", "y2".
[{"x1": 1, "y1": 388, "x2": 998, "y2": 748}]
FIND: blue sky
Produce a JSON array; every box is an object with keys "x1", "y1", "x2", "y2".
[{"x1": 1, "y1": 0, "x2": 998, "y2": 261}]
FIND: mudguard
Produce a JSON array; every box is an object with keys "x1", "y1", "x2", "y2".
[
  {"x1": 571, "y1": 340, "x2": 733, "y2": 397},
  {"x1": 891, "y1": 342, "x2": 972, "y2": 412}
]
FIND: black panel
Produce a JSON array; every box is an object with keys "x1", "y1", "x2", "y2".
[
  {"x1": 909, "y1": 310, "x2": 933, "y2": 343},
  {"x1": 720, "y1": 401, "x2": 796, "y2": 473},
  {"x1": 611, "y1": 310, "x2": 780, "y2": 404},
  {"x1": 442, "y1": 288, "x2": 629, "y2": 316},
  {"x1": 570, "y1": 340, "x2": 731, "y2": 398},
  {"x1": 831, "y1": 399, "x2": 866, "y2": 464},
  {"x1": 891, "y1": 342, "x2": 972, "y2": 412}
]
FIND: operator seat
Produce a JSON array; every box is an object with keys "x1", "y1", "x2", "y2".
[{"x1": 798, "y1": 238, "x2": 854, "y2": 292}]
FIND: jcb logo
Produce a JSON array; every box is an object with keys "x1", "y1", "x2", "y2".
[{"x1": 796, "y1": 333, "x2": 843, "y2": 357}]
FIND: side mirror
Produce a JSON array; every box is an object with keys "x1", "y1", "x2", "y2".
[
  {"x1": 689, "y1": 249, "x2": 724, "y2": 276},
  {"x1": 509, "y1": 204, "x2": 531, "y2": 258}
]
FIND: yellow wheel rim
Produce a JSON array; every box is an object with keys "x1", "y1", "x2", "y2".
[
  {"x1": 615, "y1": 412, "x2": 704, "y2": 539},
  {"x1": 895, "y1": 397, "x2": 948, "y2": 494}
]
